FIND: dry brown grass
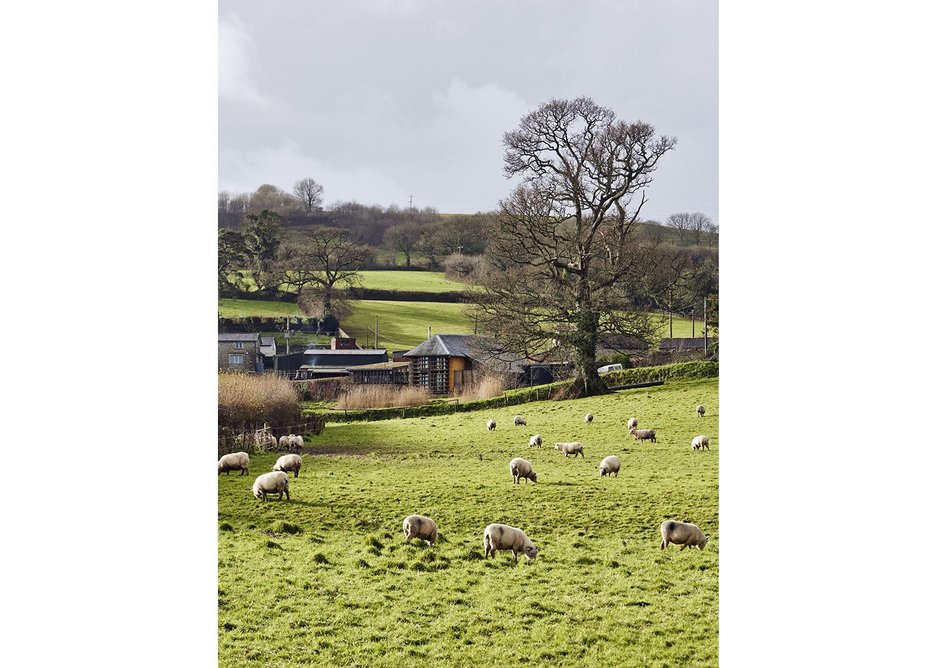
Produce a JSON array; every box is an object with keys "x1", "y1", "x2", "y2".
[
  {"x1": 335, "y1": 384, "x2": 431, "y2": 410},
  {"x1": 455, "y1": 375, "x2": 504, "y2": 402},
  {"x1": 218, "y1": 373, "x2": 301, "y2": 431}
]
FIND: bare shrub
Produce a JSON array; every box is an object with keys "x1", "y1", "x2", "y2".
[
  {"x1": 296, "y1": 377, "x2": 348, "y2": 402},
  {"x1": 218, "y1": 373, "x2": 301, "y2": 432},
  {"x1": 335, "y1": 385, "x2": 431, "y2": 410},
  {"x1": 456, "y1": 375, "x2": 505, "y2": 402}
]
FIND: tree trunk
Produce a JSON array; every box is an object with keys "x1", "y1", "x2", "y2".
[
  {"x1": 567, "y1": 284, "x2": 609, "y2": 398},
  {"x1": 404, "y1": 251, "x2": 411, "y2": 267},
  {"x1": 322, "y1": 285, "x2": 334, "y2": 319}
]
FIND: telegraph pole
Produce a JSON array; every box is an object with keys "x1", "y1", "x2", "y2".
[{"x1": 409, "y1": 195, "x2": 414, "y2": 210}]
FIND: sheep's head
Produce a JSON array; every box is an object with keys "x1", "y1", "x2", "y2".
[
  {"x1": 252, "y1": 486, "x2": 263, "y2": 499},
  {"x1": 599, "y1": 466, "x2": 608, "y2": 477},
  {"x1": 700, "y1": 535, "x2": 709, "y2": 550},
  {"x1": 272, "y1": 464, "x2": 282, "y2": 472},
  {"x1": 529, "y1": 471, "x2": 537, "y2": 483},
  {"x1": 524, "y1": 544, "x2": 538, "y2": 561}
]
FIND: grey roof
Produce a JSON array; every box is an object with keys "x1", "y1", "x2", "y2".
[
  {"x1": 259, "y1": 336, "x2": 276, "y2": 346},
  {"x1": 402, "y1": 334, "x2": 481, "y2": 358},
  {"x1": 302, "y1": 348, "x2": 388, "y2": 356},
  {"x1": 218, "y1": 333, "x2": 260, "y2": 342},
  {"x1": 659, "y1": 337, "x2": 708, "y2": 351}
]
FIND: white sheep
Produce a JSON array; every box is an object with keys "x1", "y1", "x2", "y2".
[
  {"x1": 599, "y1": 455, "x2": 621, "y2": 477},
  {"x1": 403, "y1": 515, "x2": 438, "y2": 545},
  {"x1": 584, "y1": 412, "x2": 594, "y2": 423},
  {"x1": 509, "y1": 457, "x2": 538, "y2": 484},
  {"x1": 528, "y1": 434, "x2": 542, "y2": 448},
  {"x1": 487, "y1": 419, "x2": 496, "y2": 431},
  {"x1": 278, "y1": 435, "x2": 289, "y2": 449},
  {"x1": 293, "y1": 434, "x2": 304, "y2": 451},
  {"x1": 554, "y1": 442, "x2": 585, "y2": 458},
  {"x1": 273, "y1": 453, "x2": 303, "y2": 477},
  {"x1": 696, "y1": 404, "x2": 706, "y2": 418},
  {"x1": 629, "y1": 427, "x2": 657, "y2": 443},
  {"x1": 627, "y1": 417, "x2": 638, "y2": 430},
  {"x1": 691, "y1": 435, "x2": 710, "y2": 451},
  {"x1": 513, "y1": 415, "x2": 527, "y2": 427},
  {"x1": 252, "y1": 471, "x2": 290, "y2": 502},
  {"x1": 660, "y1": 520, "x2": 708, "y2": 551},
  {"x1": 287, "y1": 434, "x2": 298, "y2": 449},
  {"x1": 218, "y1": 451, "x2": 249, "y2": 476},
  {"x1": 483, "y1": 523, "x2": 538, "y2": 562}
]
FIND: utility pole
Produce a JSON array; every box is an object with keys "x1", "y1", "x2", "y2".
[
  {"x1": 668, "y1": 287, "x2": 673, "y2": 338},
  {"x1": 409, "y1": 195, "x2": 414, "y2": 210}
]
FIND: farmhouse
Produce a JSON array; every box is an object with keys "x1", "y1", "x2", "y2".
[
  {"x1": 218, "y1": 333, "x2": 264, "y2": 373},
  {"x1": 402, "y1": 333, "x2": 523, "y2": 395}
]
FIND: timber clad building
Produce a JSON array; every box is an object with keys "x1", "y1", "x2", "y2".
[{"x1": 401, "y1": 334, "x2": 522, "y2": 395}]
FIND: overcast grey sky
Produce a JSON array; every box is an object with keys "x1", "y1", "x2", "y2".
[{"x1": 219, "y1": 0, "x2": 717, "y2": 223}]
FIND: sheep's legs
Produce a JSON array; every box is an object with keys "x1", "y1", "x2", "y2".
[
  {"x1": 285, "y1": 489, "x2": 290, "y2": 501},
  {"x1": 680, "y1": 544, "x2": 687, "y2": 551}
]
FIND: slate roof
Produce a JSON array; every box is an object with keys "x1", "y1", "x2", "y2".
[
  {"x1": 659, "y1": 337, "x2": 708, "y2": 351},
  {"x1": 218, "y1": 333, "x2": 260, "y2": 342},
  {"x1": 303, "y1": 348, "x2": 388, "y2": 356},
  {"x1": 402, "y1": 334, "x2": 525, "y2": 372}
]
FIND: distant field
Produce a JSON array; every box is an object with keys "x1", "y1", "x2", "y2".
[
  {"x1": 219, "y1": 298, "x2": 709, "y2": 347},
  {"x1": 343, "y1": 300, "x2": 475, "y2": 351},
  {"x1": 227, "y1": 270, "x2": 469, "y2": 295},
  {"x1": 218, "y1": 377, "x2": 719, "y2": 666},
  {"x1": 219, "y1": 299, "x2": 302, "y2": 318},
  {"x1": 354, "y1": 271, "x2": 470, "y2": 293}
]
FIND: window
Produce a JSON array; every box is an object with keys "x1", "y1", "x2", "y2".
[
  {"x1": 229, "y1": 354, "x2": 244, "y2": 365},
  {"x1": 234, "y1": 341, "x2": 245, "y2": 349}
]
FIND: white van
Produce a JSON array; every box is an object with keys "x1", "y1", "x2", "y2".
[{"x1": 597, "y1": 363, "x2": 623, "y2": 373}]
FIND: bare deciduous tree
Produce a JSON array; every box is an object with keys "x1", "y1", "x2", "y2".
[
  {"x1": 474, "y1": 97, "x2": 676, "y2": 397},
  {"x1": 291, "y1": 227, "x2": 371, "y2": 319},
  {"x1": 383, "y1": 221, "x2": 424, "y2": 267},
  {"x1": 293, "y1": 178, "x2": 325, "y2": 213}
]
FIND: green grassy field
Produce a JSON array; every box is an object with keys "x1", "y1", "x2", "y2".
[
  {"x1": 219, "y1": 297, "x2": 709, "y2": 350},
  {"x1": 341, "y1": 299, "x2": 476, "y2": 350},
  {"x1": 218, "y1": 378, "x2": 718, "y2": 666},
  {"x1": 355, "y1": 271, "x2": 471, "y2": 293}
]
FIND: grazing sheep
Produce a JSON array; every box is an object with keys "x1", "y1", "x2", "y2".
[
  {"x1": 627, "y1": 417, "x2": 638, "y2": 430},
  {"x1": 629, "y1": 427, "x2": 657, "y2": 443},
  {"x1": 584, "y1": 412, "x2": 594, "y2": 423},
  {"x1": 278, "y1": 435, "x2": 289, "y2": 449},
  {"x1": 293, "y1": 435, "x2": 304, "y2": 451},
  {"x1": 273, "y1": 453, "x2": 303, "y2": 478},
  {"x1": 252, "y1": 471, "x2": 290, "y2": 502},
  {"x1": 218, "y1": 451, "x2": 250, "y2": 476},
  {"x1": 508, "y1": 457, "x2": 538, "y2": 484},
  {"x1": 660, "y1": 520, "x2": 708, "y2": 551},
  {"x1": 554, "y1": 442, "x2": 585, "y2": 458},
  {"x1": 691, "y1": 435, "x2": 710, "y2": 451},
  {"x1": 483, "y1": 523, "x2": 538, "y2": 562},
  {"x1": 403, "y1": 515, "x2": 438, "y2": 545},
  {"x1": 696, "y1": 404, "x2": 706, "y2": 418},
  {"x1": 599, "y1": 455, "x2": 621, "y2": 477},
  {"x1": 487, "y1": 419, "x2": 496, "y2": 431},
  {"x1": 513, "y1": 415, "x2": 527, "y2": 427},
  {"x1": 528, "y1": 434, "x2": 542, "y2": 448}
]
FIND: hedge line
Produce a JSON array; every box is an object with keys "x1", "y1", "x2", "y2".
[{"x1": 305, "y1": 361, "x2": 718, "y2": 424}]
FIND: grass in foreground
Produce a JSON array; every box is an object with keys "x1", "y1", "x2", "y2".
[{"x1": 218, "y1": 378, "x2": 718, "y2": 667}]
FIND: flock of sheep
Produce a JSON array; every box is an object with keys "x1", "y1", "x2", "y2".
[{"x1": 219, "y1": 401, "x2": 714, "y2": 560}]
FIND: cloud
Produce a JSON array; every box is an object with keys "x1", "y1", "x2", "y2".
[
  {"x1": 218, "y1": 141, "x2": 409, "y2": 207},
  {"x1": 218, "y1": 13, "x2": 274, "y2": 108}
]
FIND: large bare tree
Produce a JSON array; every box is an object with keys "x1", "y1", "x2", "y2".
[
  {"x1": 475, "y1": 97, "x2": 676, "y2": 397},
  {"x1": 293, "y1": 177, "x2": 325, "y2": 213},
  {"x1": 281, "y1": 227, "x2": 371, "y2": 319}
]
